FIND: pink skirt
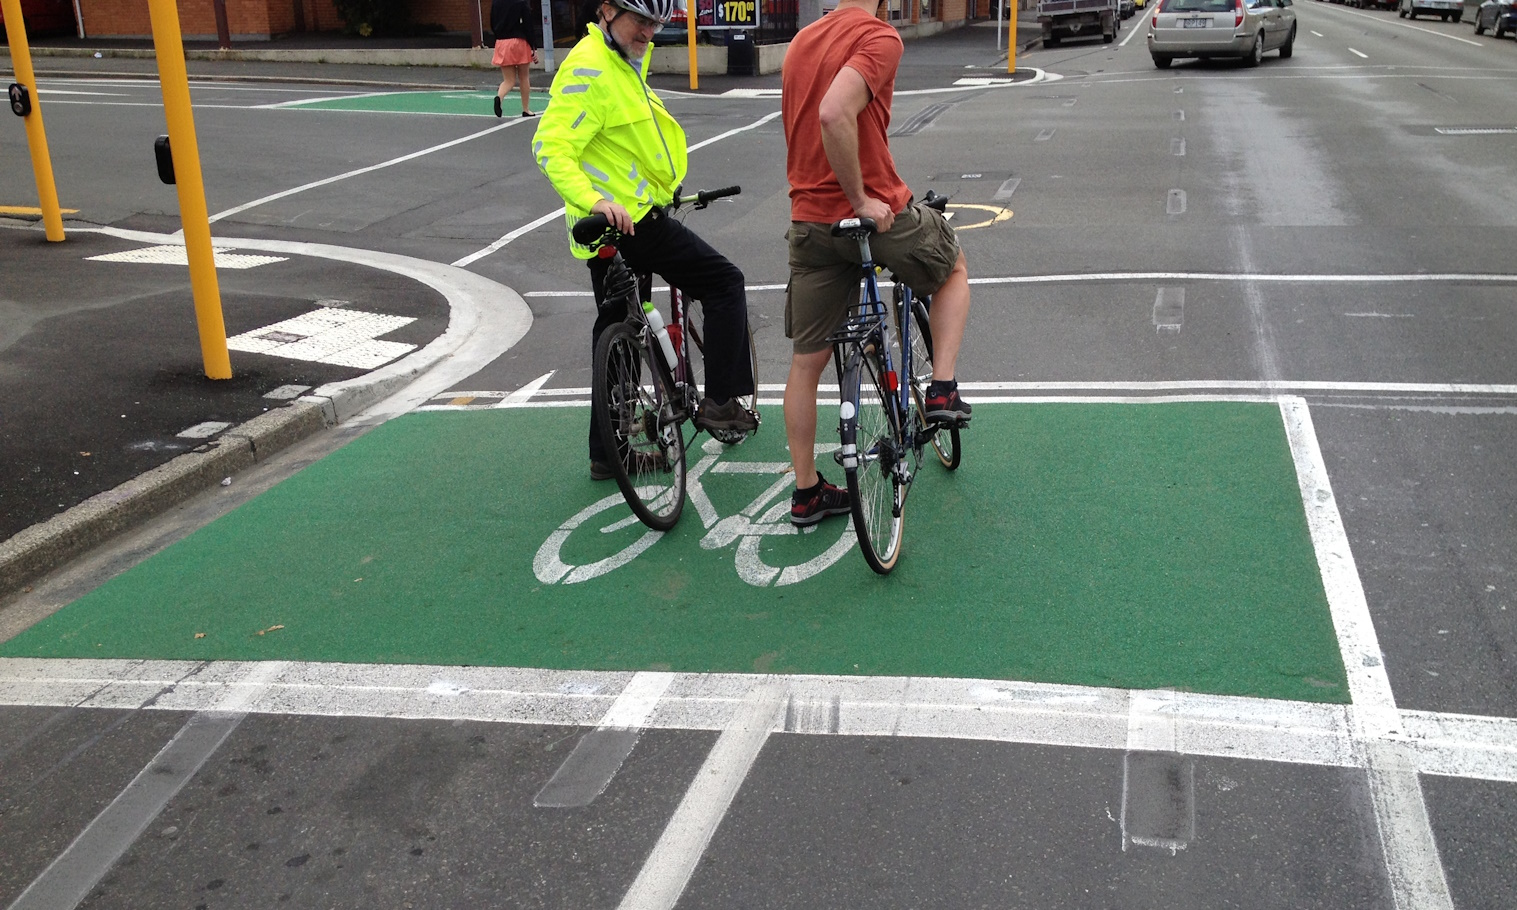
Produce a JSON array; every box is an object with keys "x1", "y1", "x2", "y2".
[{"x1": 493, "y1": 38, "x2": 533, "y2": 67}]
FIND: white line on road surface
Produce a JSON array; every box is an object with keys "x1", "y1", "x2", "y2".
[
  {"x1": 1349, "y1": 47, "x2": 1369, "y2": 59},
  {"x1": 413, "y1": 385, "x2": 1517, "y2": 412},
  {"x1": 616, "y1": 683, "x2": 783, "y2": 910},
  {"x1": 1318, "y1": 3, "x2": 1485, "y2": 46},
  {"x1": 3, "y1": 660, "x2": 1515, "y2": 781},
  {"x1": 534, "y1": 671, "x2": 676, "y2": 808},
  {"x1": 521, "y1": 270, "x2": 1517, "y2": 298},
  {"x1": 1282, "y1": 398, "x2": 1455, "y2": 910},
  {"x1": 6, "y1": 662, "x2": 288, "y2": 910},
  {"x1": 451, "y1": 111, "x2": 783, "y2": 268},
  {"x1": 207, "y1": 119, "x2": 528, "y2": 224}
]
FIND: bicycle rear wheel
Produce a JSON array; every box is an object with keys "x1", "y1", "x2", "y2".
[
  {"x1": 898, "y1": 290, "x2": 960, "y2": 471},
  {"x1": 840, "y1": 341, "x2": 904, "y2": 574},
  {"x1": 592, "y1": 321, "x2": 687, "y2": 531}
]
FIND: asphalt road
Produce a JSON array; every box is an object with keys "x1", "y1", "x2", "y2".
[{"x1": 3, "y1": 10, "x2": 1517, "y2": 909}]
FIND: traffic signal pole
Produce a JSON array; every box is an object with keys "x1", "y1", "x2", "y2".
[
  {"x1": 3, "y1": 0, "x2": 66, "y2": 241},
  {"x1": 147, "y1": 0, "x2": 232, "y2": 379}
]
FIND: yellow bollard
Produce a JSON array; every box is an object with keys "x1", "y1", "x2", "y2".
[
  {"x1": 2, "y1": 0, "x2": 66, "y2": 242},
  {"x1": 147, "y1": 0, "x2": 232, "y2": 380},
  {"x1": 687, "y1": 8, "x2": 698, "y2": 91},
  {"x1": 1008, "y1": 1, "x2": 1018, "y2": 74}
]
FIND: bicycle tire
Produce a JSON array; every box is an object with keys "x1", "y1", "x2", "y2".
[
  {"x1": 591, "y1": 321, "x2": 687, "y2": 531},
  {"x1": 840, "y1": 342, "x2": 904, "y2": 574},
  {"x1": 899, "y1": 292, "x2": 960, "y2": 470}
]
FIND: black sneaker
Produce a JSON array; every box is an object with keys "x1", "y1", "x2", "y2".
[
  {"x1": 694, "y1": 397, "x2": 758, "y2": 437},
  {"x1": 791, "y1": 473, "x2": 851, "y2": 527},
  {"x1": 493, "y1": 95, "x2": 503, "y2": 118},
  {"x1": 925, "y1": 382, "x2": 971, "y2": 426}
]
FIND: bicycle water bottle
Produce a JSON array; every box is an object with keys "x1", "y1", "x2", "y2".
[{"x1": 643, "y1": 300, "x2": 678, "y2": 369}]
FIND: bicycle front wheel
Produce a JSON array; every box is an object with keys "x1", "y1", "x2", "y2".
[
  {"x1": 592, "y1": 321, "x2": 687, "y2": 531},
  {"x1": 840, "y1": 343, "x2": 904, "y2": 574},
  {"x1": 900, "y1": 292, "x2": 960, "y2": 471}
]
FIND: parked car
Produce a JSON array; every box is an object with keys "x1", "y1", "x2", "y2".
[
  {"x1": 650, "y1": 5, "x2": 688, "y2": 45},
  {"x1": 1148, "y1": 0, "x2": 1297, "y2": 67},
  {"x1": 1398, "y1": 0, "x2": 1462, "y2": 21},
  {"x1": 1473, "y1": 0, "x2": 1517, "y2": 35}
]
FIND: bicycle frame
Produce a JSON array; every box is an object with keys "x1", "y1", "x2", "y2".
[{"x1": 829, "y1": 231, "x2": 920, "y2": 493}]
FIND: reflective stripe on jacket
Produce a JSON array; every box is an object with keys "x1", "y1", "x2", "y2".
[{"x1": 531, "y1": 26, "x2": 689, "y2": 259}]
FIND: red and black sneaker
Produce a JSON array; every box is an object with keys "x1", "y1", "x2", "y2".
[
  {"x1": 925, "y1": 381, "x2": 972, "y2": 426},
  {"x1": 791, "y1": 473, "x2": 851, "y2": 527}
]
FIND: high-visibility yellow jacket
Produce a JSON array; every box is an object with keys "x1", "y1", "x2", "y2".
[{"x1": 532, "y1": 26, "x2": 689, "y2": 259}]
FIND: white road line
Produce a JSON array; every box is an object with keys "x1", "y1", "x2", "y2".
[
  {"x1": 523, "y1": 271, "x2": 1517, "y2": 297},
  {"x1": 3, "y1": 660, "x2": 1514, "y2": 779},
  {"x1": 452, "y1": 111, "x2": 783, "y2": 268},
  {"x1": 498, "y1": 370, "x2": 555, "y2": 406},
  {"x1": 419, "y1": 384, "x2": 1517, "y2": 410},
  {"x1": 1349, "y1": 47, "x2": 1370, "y2": 59},
  {"x1": 616, "y1": 682, "x2": 783, "y2": 910},
  {"x1": 966, "y1": 270, "x2": 1517, "y2": 284},
  {"x1": 6, "y1": 662, "x2": 287, "y2": 910},
  {"x1": 534, "y1": 671, "x2": 677, "y2": 808},
  {"x1": 1317, "y1": 3, "x2": 1485, "y2": 46},
  {"x1": 207, "y1": 119, "x2": 526, "y2": 224},
  {"x1": 1281, "y1": 398, "x2": 1455, "y2": 910}
]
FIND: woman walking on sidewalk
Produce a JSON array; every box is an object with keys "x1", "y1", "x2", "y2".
[{"x1": 491, "y1": 0, "x2": 541, "y2": 117}]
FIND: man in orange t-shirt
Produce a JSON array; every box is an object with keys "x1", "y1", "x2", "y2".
[{"x1": 779, "y1": 0, "x2": 973, "y2": 527}]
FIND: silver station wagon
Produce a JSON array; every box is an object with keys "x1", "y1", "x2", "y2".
[{"x1": 1148, "y1": 0, "x2": 1298, "y2": 68}]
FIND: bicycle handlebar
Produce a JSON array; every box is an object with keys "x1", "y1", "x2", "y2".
[{"x1": 570, "y1": 185, "x2": 743, "y2": 246}]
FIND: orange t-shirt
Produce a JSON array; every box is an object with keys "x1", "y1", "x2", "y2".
[{"x1": 782, "y1": 7, "x2": 913, "y2": 224}]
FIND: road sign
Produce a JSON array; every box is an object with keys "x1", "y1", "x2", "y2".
[{"x1": 695, "y1": 0, "x2": 759, "y2": 29}]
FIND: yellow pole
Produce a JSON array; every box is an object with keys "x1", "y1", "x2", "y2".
[
  {"x1": 687, "y1": 4, "x2": 698, "y2": 91},
  {"x1": 1008, "y1": 0, "x2": 1018, "y2": 74},
  {"x1": 2, "y1": 0, "x2": 66, "y2": 241},
  {"x1": 147, "y1": 0, "x2": 232, "y2": 380}
]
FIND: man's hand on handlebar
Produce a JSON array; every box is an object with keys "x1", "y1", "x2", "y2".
[
  {"x1": 591, "y1": 199, "x2": 636, "y2": 235},
  {"x1": 856, "y1": 196, "x2": 895, "y2": 234}
]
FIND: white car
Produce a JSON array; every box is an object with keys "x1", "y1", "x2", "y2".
[
  {"x1": 1148, "y1": 0, "x2": 1298, "y2": 68},
  {"x1": 1399, "y1": 0, "x2": 1463, "y2": 21}
]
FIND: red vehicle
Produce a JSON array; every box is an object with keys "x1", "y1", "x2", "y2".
[{"x1": 0, "y1": 0, "x2": 78, "y2": 37}]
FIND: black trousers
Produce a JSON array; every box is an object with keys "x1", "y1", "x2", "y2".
[{"x1": 587, "y1": 209, "x2": 753, "y2": 462}]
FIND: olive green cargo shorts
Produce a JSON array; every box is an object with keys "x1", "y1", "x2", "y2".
[{"x1": 784, "y1": 200, "x2": 961, "y2": 355}]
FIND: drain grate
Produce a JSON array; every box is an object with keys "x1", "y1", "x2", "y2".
[{"x1": 1434, "y1": 127, "x2": 1517, "y2": 135}]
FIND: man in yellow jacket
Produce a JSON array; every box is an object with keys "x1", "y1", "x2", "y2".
[{"x1": 532, "y1": 0, "x2": 757, "y2": 479}]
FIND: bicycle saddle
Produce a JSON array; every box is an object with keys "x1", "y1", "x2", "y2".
[{"x1": 830, "y1": 217, "x2": 877, "y2": 238}]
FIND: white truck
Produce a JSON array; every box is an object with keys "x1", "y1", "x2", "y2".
[{"x1": 1037, "y1": 0, "x2": 1120, "y2": 45}]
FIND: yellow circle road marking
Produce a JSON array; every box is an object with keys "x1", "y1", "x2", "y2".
[{"x1": 946, "y1": 203, "x2": 1013, "y2": 230}]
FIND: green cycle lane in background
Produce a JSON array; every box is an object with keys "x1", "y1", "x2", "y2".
[
  {"x1": 0, "y1": 403, "x2": 1348, "y2": 704},
  {"x1": 288, "y1": 91, "x2": 547, "y2": 116}
]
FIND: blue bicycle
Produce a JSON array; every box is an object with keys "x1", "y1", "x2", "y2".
[{"x1": 827, "y1": 191, "x2": 962, "y2": 574}]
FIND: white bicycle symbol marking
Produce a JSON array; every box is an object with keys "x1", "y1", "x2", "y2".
[{"x1": 534, "y1": 438, "x2": 855, "y2": 587}]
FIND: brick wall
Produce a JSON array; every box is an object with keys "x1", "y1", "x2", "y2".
[{"x1": 78, "y1": 0, "x2": 345, "y2": 39}]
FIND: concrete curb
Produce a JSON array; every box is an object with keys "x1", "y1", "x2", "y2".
[
  {"x1": 0, "y1": 401, "x2": 332, "y2": 597},
  {"x1": 0, "y1": 226, "x2": 531, "y2": 601}
]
